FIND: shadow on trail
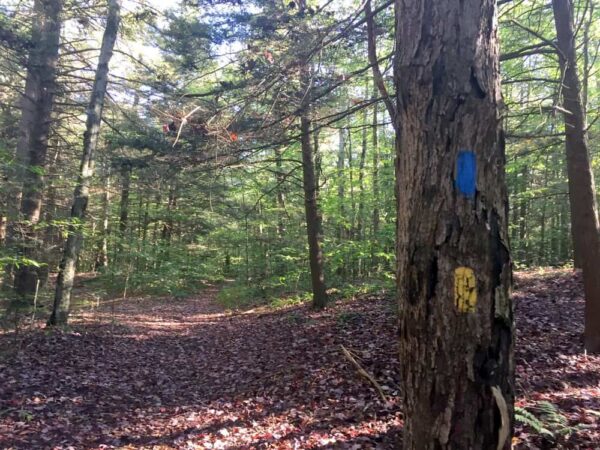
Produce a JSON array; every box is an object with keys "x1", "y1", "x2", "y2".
[
  {"x1": 2, "y1": 270, "x2": 598, "y2": 449},
  {"x1": 0, "y1": 287, "x2": 401, "y2": 449}
]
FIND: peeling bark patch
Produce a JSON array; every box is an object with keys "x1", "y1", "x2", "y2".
[
  {"x1": 455, "y1": 266, "x2": 477, "y2": 313},
  {"x1": 455, "y1": 150, "x2": 476, "y2": 198}
]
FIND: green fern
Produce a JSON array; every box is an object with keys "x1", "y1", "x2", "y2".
[
  {"x1": 515, "y1": 406, "x2": 554, "y2": 438},
  {"x1": 516, "y1": 401, "x2": 584, "y2": 440}
]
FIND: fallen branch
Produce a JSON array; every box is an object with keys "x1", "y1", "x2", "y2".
[{"x1": 340, "y1": 344, "x2": 388, "y2": 403}]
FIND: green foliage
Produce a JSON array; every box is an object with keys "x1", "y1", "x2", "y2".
[
  {"x1": 96, "y1": 242, "x2": 224, "y2": 299},
  {"x1": 516, "y1": 402, "x2": 586, "y2": 441},
  {"x1": 0, "y1": 255, "x2": 43, "y2": 269},
  {"x1": 216, "y1": 280, "x2": 311, "y2": 311},
  {"x1": 515, "y1": 406, "x2": 555, "y2": 438}
]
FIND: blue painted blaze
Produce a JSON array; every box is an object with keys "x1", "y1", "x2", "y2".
[{"x1": 456, "y1": 150, "x2": 476, "y2": 198}]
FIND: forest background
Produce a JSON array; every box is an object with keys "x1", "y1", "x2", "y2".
[{"x1": 2, "y1": 0, "x2": 597, "y2": 316}]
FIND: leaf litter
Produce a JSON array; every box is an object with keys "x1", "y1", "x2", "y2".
[{"x1": 0, "y1": 270, "x2": 598, "y2": 449}]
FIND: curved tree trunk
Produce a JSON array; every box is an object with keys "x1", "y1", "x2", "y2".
[
  {"x1": 395, "y1": 0, "x2": 514, "y2": 447},
  {"x1": 551, "y1": 0, "x2": 600, "y2": 353},
  {"x1": 49, "y1": 0, "x2": 121, "y2": 325}
]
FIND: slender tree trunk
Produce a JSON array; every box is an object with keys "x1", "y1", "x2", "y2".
[
  {"x1": 539, "y1": 200, "x2": 547, "y2": 265},
  {"x1": 538, "y1": 158, "x2": 549, "y2": 265},
  {"x1": 275, "y1": 147, "x2": 286, "y2": 237},
  {"x1": 510, "y1": 189, "x2": 518, "y2": 256},
  {"x1": 372, "y1": 94, "x2": 380, "y2": 237},
  {"x1": 560, "y1": 196, "x2": 568, "y2": 261},
  {"x1": 371, "y1": 85, "x2": 380, "y2": 272},
  {"x1": 161, "y1": 180, "x2": 178, "y2": 260},
  {"x1": 347, "y1": 128, "x2": 356, "y2": 239},
  {"x1": 49, "y1": 0, "x2": 121, "y2": 325},
  {"x1": 301, "y1": 115, "x2": 328, "y2": 309},
  {"x1": 337, "y1": 127, "x2": 346, "y2": 240},
  {"x1": 9, "y1": 0, "x2": 63, "y2": 300},
  {"x1": 313, "y1": 127, "x2": 321, "y2": 199},
  {"x1": 518, "y1": 167, "x2": 528, "y2": 264},
  {"x1": 95, "y1": 165, "x2": 111, "y2": 270},
  {"x1": 296, "y1": 7, "x2": 328, "y2": 308},
  {"x1": 552, "y1": 0, "x2": 600, "y2": 353},
  {"x1": 550, "y1": 205, "x2": 558, "y2": 264},
  {"x1": 357, "y1": 87, "x2": 368, "y2": 241},
  {"x1": 395, "y1": 0, "x2": 514, "y2": 447},
  {"x1": 41, "y1": 143, "x2": 61, "y2": 268},
  {"x1": 119, "y1": 162, "x2": 132, "y2": 237},
  {"x1": 142, "y1": 198, "x2": 150, "y2": 245},
  {"x1": 581, "y1": 0, "x2": 592, "y2": 111},
  {"x1": 0, "y1": 213, "x2": 6, "y2": 246}
]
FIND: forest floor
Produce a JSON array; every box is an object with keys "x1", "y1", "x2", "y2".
[{"x1": 0, "y1": 269, "x2": 599, "y2": 449}]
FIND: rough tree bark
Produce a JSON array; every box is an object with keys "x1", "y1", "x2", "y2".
[
  {"x1": 8, "y1": 0, "x2": 62, "y2": 300},
  {"x1": 552, "y1": 0, "x2": 600, "y2": 353},
  {"x1": 49, "y1": 0, "x2": 121, "y2": 325},
  {"x1": 395, "y1": 0, "x2": 514, "y2": 448}
]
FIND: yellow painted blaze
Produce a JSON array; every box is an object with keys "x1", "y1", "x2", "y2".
[{"x1": 454, "y1": 267, "x2": 477, "y2": 313}]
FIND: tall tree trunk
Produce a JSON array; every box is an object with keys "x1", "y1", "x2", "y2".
[
  {"x1": 357, "y1": 87, "x2": 368, "y2": 241},
  {"x1": 395, "y1": 0, "x2": 514, "y2": 447},
  {"x1": 42, "y1": 144, "x2": 62, "y2": 268},
  {"x1": 518, "y1": 167, "x2": 528, "y2": 264},
  {"x1": 296, "y1": 3, "x2": 328, "y2": 309},
  {"x1": 371, "y1": 93, "x2": 380, "y2": 237},
  {"x1": 371, "y1": 85, "x2": 380, "y2": 272},
  {"x1": 313, "y1": 127, "x2": 321, "y2": 199},
  {"x1": 119, "y1": 162, "x2": 132, "y2": 238},
  {"x1": 337, "y1": 127, "x2": 346, "y2": 240},
  {"x1": 552, "y1": 0, "x2": 600, "y2": 353},
  {"x1": 9, "y1": 0, "x2": 63, "y2": 300},
  {"x1": 581, "y1": 0, "x2": 593, "y2": 111},
  {"x1": 560, "y1": 196, "x2": 569, "y2": 262},
  {"x1": 162, "y1": 181, "x2": 178, "y2": 244},
  {"x1": 49, "y1": 0, "x2": 121, "y2": 325},
  {"x1": 347, "y1": 128, "x2": 356, "y2": 239},
  {"x1": 539, "y1": 200, "x2": 547, "y2": 265},
  {"x1": 301, "y1": 115, "x2": 328, "y2": 309},
  {"x1": 538, "y1": 157, "x2": 550, "y2": 265},
  {"x1": 275, "y1": 147, "x2": 286, "y2": 237}
]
